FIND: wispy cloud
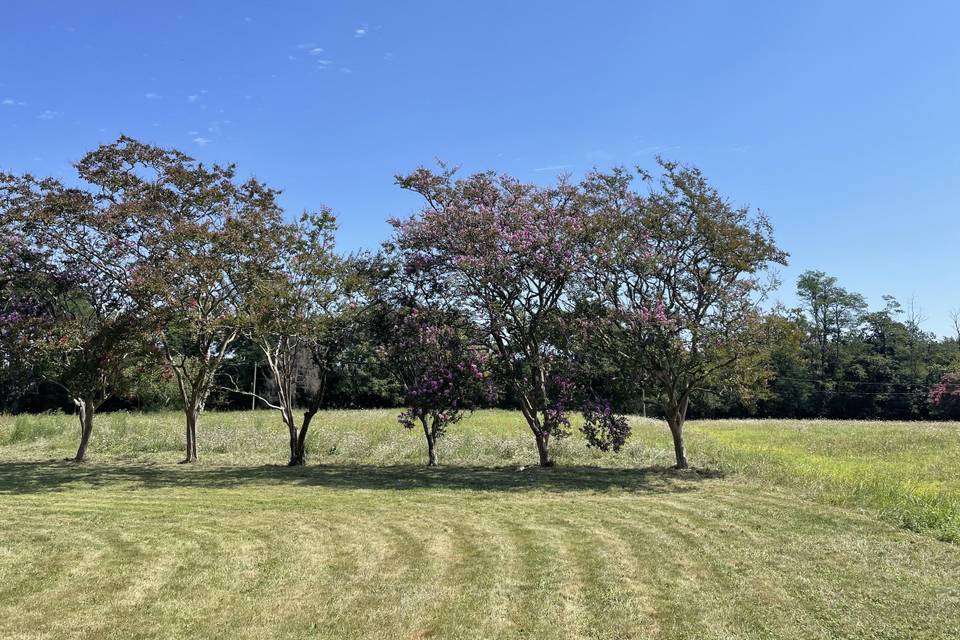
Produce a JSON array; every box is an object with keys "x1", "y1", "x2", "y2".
[
  {"x1": 354, "y1": 25, "x2": 368, "y2": 38},
  {"x1": 534, "y1": 164, "x2": 572, "y2": 172},
  {"x1": 339, "y1": 67, "x2": 353, "y2": 74},
  {"x1": 315, "y1": 59, "x2": 333, "y2": 67},
  {"x1": 2, "y1": 99, "x2": 13, "y2": 105},
  {"x1": 145, "y1": 92, "x2": 161, "y2": 99},
  {"x1": 383, "y1": 52, "x2": 394, "y2": 62},
  {"x1": 37, "y1": 110, "x2": 59, "y2": 120},
  {"x1": 308, "y1": 47, "x2": 325, "y2": 55},
  {"x1": 187, "y1": 94, "x2": 199, "y2": 103},
  {"x1": 243, "y1": 16, "x2": 253, "y2": 23},
  {"x1": 192, "y1": 137, "x2": 210, "y2": 146}
]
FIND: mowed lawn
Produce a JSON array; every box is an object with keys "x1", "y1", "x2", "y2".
[{"x1": 0, "y1": 411, "x2": 958, "y2": 639}]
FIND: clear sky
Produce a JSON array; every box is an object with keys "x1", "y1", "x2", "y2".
[{"x1": 2, "y1": 1, "x2": 959, "y2": 335}]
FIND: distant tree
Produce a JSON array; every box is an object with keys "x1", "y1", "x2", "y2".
[
  {"x1": 949, "y1": 309, "x2": 960, "y2": 348},
  {"x1": 756, "y1": 308, "x2": 813, "y2": 418},
  {"x1": 796, "y1": 271, "x2": 867, "y2": 381},
  {"x1": 392, "y1": 165, "x2": 597, "y2": 466},
  {"x1": 584, "y1": 160, "x2": 787, "y2": 468}
]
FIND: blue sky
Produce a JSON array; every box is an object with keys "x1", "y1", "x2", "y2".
[{"x1": 2, "y1": 1, "x2": 959, "y2": 335}]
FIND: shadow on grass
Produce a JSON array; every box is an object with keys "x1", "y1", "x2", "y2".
[{"x1": 0, "y1": 460, "x2": 723, "y2": 495}]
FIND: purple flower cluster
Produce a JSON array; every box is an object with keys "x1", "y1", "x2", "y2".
[
  {"x1": 387, "y1": 310, "x2": 494, "y2": 437},
  {"x1": 639, "y1": 301, "x2": 670, "y2": 325},
  {"x1": 543, "y1": 374, "x2": 575, "y2": 439},
  {"x1": 580, "y1": 400, "x2": 631, "y2": 452}
]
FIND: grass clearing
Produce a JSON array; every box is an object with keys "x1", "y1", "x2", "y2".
[
  {"x1": 690, "y1": 419, "x2": 960, "y2": 542},
  {"x1": 0, "y1": 410, "x2": 958, "y2": 639}
]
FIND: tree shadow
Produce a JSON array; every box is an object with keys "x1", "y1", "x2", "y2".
[{"x1": 0, "y1": 460, "x2": 724, "y2": 496}]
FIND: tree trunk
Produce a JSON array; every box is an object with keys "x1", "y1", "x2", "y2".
[
  {"x1": 518, "y1": 401, "x2": 553, "y2": 467},
  {"x1": 667, "y1": 415, "x2": 688, "y2": 469},
  {"x1": 288, "y1": 411, "x2": 315, "y2": 467},
  {"x1": 535, "y1": 431, "x2": 553, "y2": 467},
  {"x1": 73, "y1": 398, "x2": 95, "y2": 462},
  {"x1": 289, "y1": 429, "x2": 307, "y2": 466},
  {"x1": 286, "y1": 413, "x2": 300, "y2": 466},
  {"x1": 182, "y1": 408, "x2": 199, "y2": 463},
  {"x1": 421, "y1": 417, "x2": 438, "y2": 466}
]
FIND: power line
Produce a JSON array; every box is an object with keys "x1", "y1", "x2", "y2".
[
  {"x1": 770, "y1": 375, "x2": 960, "y2": 396},
  {"x1": 773, "y1": 375, "x2": 947, "y2": 388}
]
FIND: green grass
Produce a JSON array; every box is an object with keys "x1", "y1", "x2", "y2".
[
  {"x1": 0, "y1": 410, "x2": 958, "y2": 639},
  {"x1": 687, "y1": 419, "x2": 960, "y2": 543}
]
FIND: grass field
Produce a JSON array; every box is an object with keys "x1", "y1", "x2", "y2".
[{"x1": 0, "y1": 410, "x2": 958, "y2": 639}]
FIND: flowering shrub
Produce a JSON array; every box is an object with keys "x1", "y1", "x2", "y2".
[
  {"x1": 380, "y1": 308, "x2": 495, "y2": 464},
  {"x1": 929, "y1": 373, "x2": 960, "y2": 418},
  {"x1": 580, "y1": 400, "x2": 631, "y2": 452}
]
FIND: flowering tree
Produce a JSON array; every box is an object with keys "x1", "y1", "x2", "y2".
[
  {"x1": 34, "y1": 136, "x2": 283, "y2": 463},
  {"x1": 0, "y1": 229, "x2": 53, "y2": 401},
  {"x1": 929, "y1": 373, "x2": 960, "y2": 418},
  {"x1": 0, "y1": 177, "x2": 152, "y2": 461},
  {"x1": 583, "y1": 161, "x2": 787, "y2": 468},
  {"x1": 392, "y1": 166, "x2": 596, "y2": 466},
  {"x1": 376, "y1": 304, "x2": 494, "y2": 466},
  {"x1": 229, "y1": 210, "x2": 366, "y2": 465}
]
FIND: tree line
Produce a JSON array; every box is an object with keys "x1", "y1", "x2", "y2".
[{"x1": 1, "y1": 137, "x2": 957, "y2": 468}]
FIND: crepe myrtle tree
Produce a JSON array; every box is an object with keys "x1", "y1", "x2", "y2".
[
  {"x1": 227, "y1": 209, "x2": 367, "y2": 466},
  {"x1": 394, "y1": 316, "x2": 494, "y2": 466},
  {"x1": 369, "y1": 248, "x2": 495, "y2": 465},
  {"x1": 582, "y1": 160, "x2": 787, "y2": 468},
  {"x1": 0, "y1": 178, "x2": 153, "y2": 461},
  {"x1": 375, "y1": 304, "x2": 494, "y2": 466},
  {"x1": 392, "y1": 165, "x2": 599, "y2": 467},
  {"x1": 46, "y1": 136, "x2": 286, "y2": 463}
]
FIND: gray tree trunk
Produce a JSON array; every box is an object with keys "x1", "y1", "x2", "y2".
[
  {"x1": 666, "y1": 413, "x2": 688, "y2": 469},
  {"x1": 535, "y1": 431, "x2": 552, "y2": 467},
  {"x1": 421, "y1": 417, "x2": 438, "y2": 466},
  {"x1": 73, "y1": 398, "x2": 95, "y2": 462},
  {"x1": 182, "y1": 408, "x2": 199, "y2": 463},
  {"x1": 288, "y1": 410, "x2": 315, "y2": 466}
]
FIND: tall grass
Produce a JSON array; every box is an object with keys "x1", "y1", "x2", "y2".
[
  {"x1": 1, "y1": 410, "x2": 957, "y2": 541},
  {"x1": 688, "y1": 419, "x2": 960, "y2": 542}
]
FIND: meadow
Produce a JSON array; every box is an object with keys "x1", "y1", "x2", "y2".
[{"x1": 0, "y1": 410, "x2": 958, "y2": 639}]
